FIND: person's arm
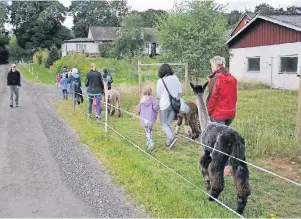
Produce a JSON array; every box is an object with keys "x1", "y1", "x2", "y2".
[
  {"x1": 85, "y1": 74, "x2": 89, "y2": 87},
  {"x1": 152, "y1": 98, "x2": 160, "y2": 111},
  {"x1": 156, "y1": 80, "x2": 162, "y2": 98},
  {"x1": 207, "y1": 77, "x2": 220, "y2": 116},
  {"x1": 79, "y1": 76, "x2": 82, "y2": 88},
  {"x1": 177, "y1": 76, "x2": 182, "y2": 94},
  {"x1": 17, "y1": 71, "x2": 21, "y2": 87},
  {"x1": 99, "y1": 74, "x2": 104, "y2": 92}
]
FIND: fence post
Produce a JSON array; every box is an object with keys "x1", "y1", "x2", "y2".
[
  {"x1": 103, "y1": 77, "x2": 108, "y2": 133},
  {"x1": 297, "y1": 67, "x2": 301, "y2": 143},
  {"x1": 184, "y1": 63, "x2": 188, "y2": 92},
  {"x1": 138, "y1": 60, "x2": 142, "y2": 94},
  {"x1": 72, "y1": 82, "x2": 75, "y2": 112}
]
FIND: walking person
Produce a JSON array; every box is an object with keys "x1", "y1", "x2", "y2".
[
  {"x1": 56, "y1": 73, "x2": 61, "y2": 87},
  {"x1": 138, "y1": 86, "x2": 160, "y2": 150},
  {"x1": 60, "y1": 74, "x2": 68, "y2": 100},
  {"x1": 7, "y1": 64, "x2": 21, "y2": 108},
  {"x1": 68, "y1": 68, "x2": 82, "y2": 105},
  {"x1": 207, "y1": 56, "x2": 238, "y2": 176},
  {"x1": 85, "y1": 63, "x2": 104, "y2": 121},
  {"x1": 156, "y1": 64, "x2": 182, "y2": 148}
]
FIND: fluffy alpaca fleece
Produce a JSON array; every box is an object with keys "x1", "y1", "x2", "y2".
[
  {"x1": 190, "y1": 82, "x2": 251, "y2": 215},
  {"x1": 106, "y1": 89, "x2": 121, "y2": 117},
  {"x1": 175, "y1": 101, "x2": 201, "y2": 140}
]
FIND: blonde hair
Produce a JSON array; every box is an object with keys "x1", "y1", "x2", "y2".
[
  {"x1": 90, "y1": 63, "x2": 96, "y2": 69},
  {"x1": 210, "y1": 56, "x2": 226, "y2": 67},
  {"x1": 143, "y1": 86, "x2": 153, "y2": 96}
]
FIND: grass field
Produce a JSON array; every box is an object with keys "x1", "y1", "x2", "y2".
[{"x1": 55, "y1": 87, "x2": 301, "y2": 218}]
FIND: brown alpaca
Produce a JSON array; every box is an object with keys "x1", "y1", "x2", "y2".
[
  {"x1": 107, "y1": 89, "x2": 121, "y2": 117},
  {"x1": 175, "y1": 101, "x2": 201, "y2": 140}
]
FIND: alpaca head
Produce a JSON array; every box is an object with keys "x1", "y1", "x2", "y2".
[{"x1": 190, "y1": 82, "x2": 209, "y2": 95}]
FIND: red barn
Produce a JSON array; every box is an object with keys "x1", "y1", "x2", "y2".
[
  {"x1": 226, "y1": 14, "x2": 301, "y2": 90},
  {"x1": 230, "y1": 12, "x2": 256, "y2": 36}
]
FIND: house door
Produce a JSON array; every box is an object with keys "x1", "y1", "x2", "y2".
[{"x1": 269, "y1": 57, "x2": 276, "y2": 88}]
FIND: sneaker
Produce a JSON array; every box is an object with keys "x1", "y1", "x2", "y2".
[
  {"x1": 15, "y1": 104, "x2": 18, "y2": 107},
  {"x1": 77, "y1": 100, "x2": 80, "y2": 105},
  {"x1": 168, "y1": 137, "x2": 177, "y2": 149},
  {"x1": 147, "y1": 139, "x2": 155, "y2": 150},
  {"x1": 9, "y1": 103, "x2": 13, "y2": 108},
  {"x1": 88, "y1": 114, "x2": 93, "y2": 118},
  {"x1": 224, "y1": 166, "x2": 232, "y2": 176},
  {"x1": 97, "y1": 117, "x2": 102, "y2": 121}
]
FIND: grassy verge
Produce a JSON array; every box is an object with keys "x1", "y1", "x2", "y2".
[
  {"x1": 18, "y1": 63, "x2": 55, "y2": 85},
  {"x1": 56, "y1": 87, "x2": 301, "y2": 218}
]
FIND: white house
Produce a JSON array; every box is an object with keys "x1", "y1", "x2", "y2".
[
  {"x1": 62, "y1": 26, "x2": 160, "y2": 58},
  {"x1": 226, "y1": 14, "x2": 301, "y2": 90}
]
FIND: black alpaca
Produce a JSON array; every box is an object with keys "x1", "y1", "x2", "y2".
[{"x1": 190, "y1": 82, "x2": 251, "y2": 215}]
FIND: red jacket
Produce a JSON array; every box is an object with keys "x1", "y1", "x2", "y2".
[{"x1": 206, "y1": 67, "x2": 237, "y2": 121}]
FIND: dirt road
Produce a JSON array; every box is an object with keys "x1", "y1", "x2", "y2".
[{"x1": 0, "y1": 65, "x2": 145, "y2": 217}]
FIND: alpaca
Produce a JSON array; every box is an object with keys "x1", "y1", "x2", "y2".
[
  {"x1": 190, "y1": 82, "x2": 251, "y2": 215},
  {"x1": 106, "y1": 89, "x2": 121, "y2": 117},
  {"x1": 175, "y1": 101, "x2": 201, "y2": 140}
]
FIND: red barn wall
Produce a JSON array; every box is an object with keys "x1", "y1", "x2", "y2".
[{"x1": 229, "y1": 19, "x2": 301, "y2": 49}]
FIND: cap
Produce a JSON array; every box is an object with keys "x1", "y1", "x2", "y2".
[{"x1": 11, "y1": 64, "x2": 16, "y2": 67}]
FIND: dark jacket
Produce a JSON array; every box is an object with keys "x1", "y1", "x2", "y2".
[
  {"x1": 7, "y1": 70, "x2": 21, "y2": 86},
  {"x1": 68, "y1": 73, "x2": 82, "y2": 93},
  {"x1": 206, "y1": 67, "x2": 237, "y2": 120},
  {"x1": 85, "y1": 70, "x2": 104, "y2": 95}
]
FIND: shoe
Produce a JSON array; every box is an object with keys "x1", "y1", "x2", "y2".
[
  {"x1": 147, "y1": 139, "x2": 155, "y2": 150},
  {"x1": 88, "y1": 114, "x2": 92, "y2": 118},
  {"x1": 9, "y1": 103, "x2": 13, "y2": 108},
  {"x1": 145, "y1": 139, "x2": 150, "y2": 146},
  {"x1": 168, "y1": 137, "x2": 177, "y2": 149},
  {"x1": 77, "y1": 101, "x2": 80, "y2": 105},
  {"x1": 16, "y1": 104, "x2": 18, "y2": 107},
  {"x1": 224, "y1": 166, "x2": 232, "y2": 176},
  {"x1": 97, "y1": 117, "x2": 102, "y2": 121}
]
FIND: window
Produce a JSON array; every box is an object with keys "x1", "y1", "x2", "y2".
[
  {"x1": 76, "y1": 43, "x2": 87, "y2": 51},
  {"x1": 280, "y1": 56, "x2": 298, "y2": 73},
  {"x1": 247, "y1": 57, "x2": 260, "y2": 72}
]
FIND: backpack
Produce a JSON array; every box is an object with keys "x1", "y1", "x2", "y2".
[
  {"x1": 73, "y1": 77, "x2": 81, "y2": 93},
  {"x1": 107, "y1": 74, "x2": 113, "y2": 84}
]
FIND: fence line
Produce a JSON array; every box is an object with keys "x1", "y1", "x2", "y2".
[{"x1": 33, "y1": 75, "x2": 301, "y2": 188}]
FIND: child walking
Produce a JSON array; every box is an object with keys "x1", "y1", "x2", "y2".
[
  {"x1": 60, "y1": 74, "x2": 68, "y2": 100},
  {"x1": 138, "y1": 86, "x2": 159, "y2": 150},
  {"x1": 56, "y1": 74, "x2": 61, "y2": 87}
]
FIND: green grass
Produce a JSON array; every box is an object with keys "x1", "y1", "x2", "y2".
[
  {"x1": 55, "y1": 87, "x2": 301, "y2": 218},
  {"x1": 18, "y1": 63, "x2": 56, "y2": 85}
]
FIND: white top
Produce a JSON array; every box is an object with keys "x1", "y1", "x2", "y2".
[{"x1": 156, "y1": 75, "x2": 182, "y2": 111}]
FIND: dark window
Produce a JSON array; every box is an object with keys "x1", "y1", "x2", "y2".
[
  {"x1": 247, "y1": 57, "x2": 260, "y2": 71},
  {"x1": 280, "y1": 56, "x2": 298, "y2": 73}
]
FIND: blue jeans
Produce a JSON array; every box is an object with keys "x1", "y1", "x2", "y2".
[
  {"x1": 210, "y1": 117, "x2": 234, "y2": 167},
  {"x1": 88, "y1": 94, "x2": 102, "y2": 117}
]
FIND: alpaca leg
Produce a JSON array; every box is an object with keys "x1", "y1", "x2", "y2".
[
  {"x1": 199, "y1": 150, "x2": 212, "y2": 191},
  {"x1": 231, "y1": 159, "x2": 251, "y2": 214},
  {"x1": 208, "y1": 152, "x2": 229, "y2": 201},
  {"x1": 110, "y1": 99, "x2": 115, "y2": 116},
  {"x1": 117, "y1": 99, "x2": 121, "y2": 117}
]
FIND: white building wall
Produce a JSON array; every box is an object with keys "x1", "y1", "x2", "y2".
[
  {"x1": 229, "y1": 42, "x2": 301, "y2": 90},
  {"x1": 61, "y1": 42, "x2": 99, "y2": 57}
]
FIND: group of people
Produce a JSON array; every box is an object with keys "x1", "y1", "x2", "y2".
[
  {"x1": 56, "y1": 64, "x2": 113, "y2": 121},
  {"x1": 138, "y1": 56, "x2": 237, "y2": 176}
]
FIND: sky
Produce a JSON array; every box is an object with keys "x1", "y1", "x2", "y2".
[{"x1": 59, "y1": 0, "x2": 301, "y2": 29}]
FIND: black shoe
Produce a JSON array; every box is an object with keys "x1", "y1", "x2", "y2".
[
  {"x1": 16, "y1": 105, "x2": 18, "y2": 107},
  {"x1": 10, "y1": 103, "x2": 13, "y2": 108}
]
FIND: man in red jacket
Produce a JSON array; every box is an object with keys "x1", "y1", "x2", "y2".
[{"x1": 207, "y1": 56, "x2": 238, "y2": 176}]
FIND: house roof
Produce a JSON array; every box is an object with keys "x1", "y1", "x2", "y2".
[
  {"x1": 229, "y1": 13, "x2": 257, "y2": 36},
  {"x1": 89, "y1": 26, "x2": 119, "y2": 41},
  {"x1": 65, "y1": 38, "x2": 94, "y2": 43},
  {"x1": 89, "y1": 26, "x2": 158, "y2": 43},
  {"x1": 226, "y1": 14, "x2": 301, "y2": 45}
]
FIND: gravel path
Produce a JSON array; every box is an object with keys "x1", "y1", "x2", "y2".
[{"x1": 0, "y1": 65, "x2": 146, "y2": 218}]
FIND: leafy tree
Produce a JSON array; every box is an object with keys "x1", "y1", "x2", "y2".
[
  {"x1": 157, "y1": 0, "x2": 227, "y2": 76},
  {"x1": 254, "y1": 3, "x2": 275, "y2": 15},
  {"x1": 98, "y1": 43, "x2": 116, "y2": 58},
  {"x1": 8, "y1": 35, "x2": 26, "y2": 63},
  {"x1": 115, "y1": 13, "x2": 152, "y2": 58},
  {"x1": 9, "y1": 1, "x2": 72, "y2": 51},
  {"x1": 46, "y1": 46, "x2": 60, "y2": 68},
  {"x1": 0, "y1": 1, "x2": 9, "y2": 64},
  {"x1": 131, "y1": 9, "x2": 168, "y2": 27},
  {"x1": 226, "y1": 10, "x2": 243, "y2": 27},
  {"x1": 69, "y1": 0, "x2": 130, "y2": 38}
]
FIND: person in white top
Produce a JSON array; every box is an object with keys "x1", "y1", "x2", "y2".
[{"x1": 156, "y1": 64, "x2": 182, "y2": 148}]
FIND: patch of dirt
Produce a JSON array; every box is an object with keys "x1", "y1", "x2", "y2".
[{"x1": 257, "y1": 156, "x2": 301, "y2": 183}]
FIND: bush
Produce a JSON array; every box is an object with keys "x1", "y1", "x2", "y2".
[
  {"x1": 33, "y1": 48, "x2": 49, "y2": 66},
  {"x1": 99, "y1": 43, "x2": 116, "y2": 58},
  {"x1": 46, "y1": 46, "x2": 60, "y2": 68}
]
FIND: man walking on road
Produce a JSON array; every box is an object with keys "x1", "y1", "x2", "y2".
[{"x1": 7, "y1": 64, "x2": 21, "y2": 108}]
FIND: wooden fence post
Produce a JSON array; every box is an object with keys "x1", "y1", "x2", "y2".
[
  {"x1": 138, "y1": 60, "x2": 142, "y2": 94},
  {"x1": 297, "y1": 67, "x2": 301, "y2": 143}
]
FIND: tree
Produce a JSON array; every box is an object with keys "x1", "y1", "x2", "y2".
[
  {"x1": 9, "y1": 1, "x2": 72, "y2": 51},
  {"x1": 69, "y1": 0, "x2": 130, "y2": 38},
  {"x1": 0, "y1": 1, "x2": 9, "y2": 64},
  {"x1": 131, "y1": 9, "x2": 168, "y2": 27},
  {"x1": 226, "y1": 10, "x2": 243, "y2": 27},
  {"x1": 8, "y1": 35, "x2": 25, "y2": 63},
  {"x1": 157, "y1": 0, "x2": 228, "y2": 76},
  {"x1": 254, "y1": 3, "x2": 275, "y2": 15},
  {"x1": 115, "y1": 13, "x2": 152, "y2": 58},
  {"x1": 46, "y1": 46, "x2": 60, "y2": 68}
]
